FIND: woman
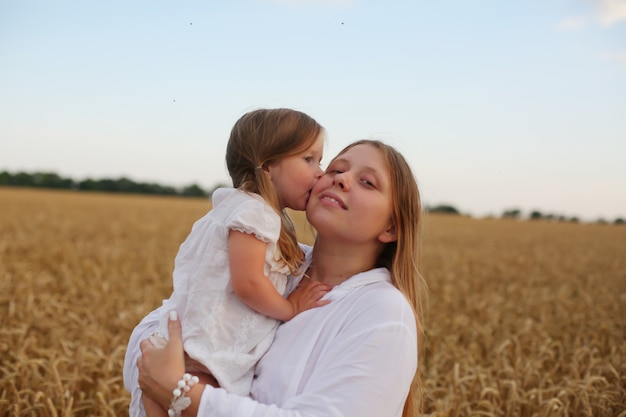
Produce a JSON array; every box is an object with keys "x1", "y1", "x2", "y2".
[{"x1": 125, "y1": 140, "x2": 427, "y2": 417}]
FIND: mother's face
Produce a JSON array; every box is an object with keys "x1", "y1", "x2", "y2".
[{"x1": 306, "y1": 144, "x2": 397, "y2": 245}]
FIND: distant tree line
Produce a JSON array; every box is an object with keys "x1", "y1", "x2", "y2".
[
  {"x1": 428, "y1": 204, "x2": 624, "y2": 225},
  {"x1": 425, "y1": 204, "x2": 461, "y2": 215},
  {"x1": 0, "y1": 170, "x2": 227, "y2": 198},
  {"x1": 499, "y1": 207, "x2": 624, "y2": 225},
  {"x1": 3, "y1": 171, "x2": 623, "y2": 224}
]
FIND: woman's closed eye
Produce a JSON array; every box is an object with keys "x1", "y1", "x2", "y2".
[
  {"x1": 360, "y1": 178, "x2": 376, "y2": 188},
  {"x1": 325, "y1": 163, "x2": 345, "y2": 175}
]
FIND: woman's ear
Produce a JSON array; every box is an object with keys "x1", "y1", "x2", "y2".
[{"x1": 378, "y1": 222, "x2": 398, "y2": 243}]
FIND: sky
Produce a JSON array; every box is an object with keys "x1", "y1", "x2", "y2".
[{"x1": 1, "y1": 0, "x2": 625, "y2": 221}]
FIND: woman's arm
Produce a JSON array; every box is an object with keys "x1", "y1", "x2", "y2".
[
  {"x1": 197, "y1": 306, "x2": 417, "y2": 417},
  {"x1": 123, "y1": 303, "x2": 166, "y2": 393},
  {"x1": 138, "y1": 310, "x2": 289, "y2": 417},
  {"x1": 137, "y1": 311, "x2": 204, "y2": 417}
]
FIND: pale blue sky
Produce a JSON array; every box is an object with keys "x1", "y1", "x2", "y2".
[{"x1": 1, "y1": 0, "x2": 625, "y2": 220}]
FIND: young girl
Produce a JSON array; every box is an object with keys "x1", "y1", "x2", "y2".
[
  {"x1": 129, "y1": 139, "x2": 427, "y2": 417},
  {"x1": 133, "y1": 108, "x2": 331, "y2": 417}
]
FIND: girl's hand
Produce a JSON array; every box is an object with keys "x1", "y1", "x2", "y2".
[
  {"x1": 287, "y1": 277, "x2": 331, "y2": 316},
  {"x1": 137, "y1": 311, "x2": 186, "y2": 409}
]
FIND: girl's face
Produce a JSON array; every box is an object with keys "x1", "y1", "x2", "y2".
[
  {"x1": 306, "y1": 143, "x2": 397, "y2": 245},
  {"x1": 267, "y1": 133, "x2": 324, "y2": 211}
]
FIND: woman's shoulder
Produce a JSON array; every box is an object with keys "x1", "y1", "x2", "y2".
[
  {"x1": 330, "y1": 279, "x2": 417, "y2": 348},
  {"x1": 362, "y1": 278, "x2": 411, "y2": 309},
  {"x1": 347, "y1": 273, "x2": 415, "y2": 327}
]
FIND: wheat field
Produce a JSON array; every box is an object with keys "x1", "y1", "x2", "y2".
[{"x1": 1, "y1": 188, "x2": 624, "y2": 417}]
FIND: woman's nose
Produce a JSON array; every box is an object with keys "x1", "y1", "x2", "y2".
[{"x1": 334, "y1": 172, "x2": 349, "y2": 190}]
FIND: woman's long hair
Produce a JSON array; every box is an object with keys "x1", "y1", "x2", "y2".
[{"x1": 333, "y1": 139, "x2": 427, "y2": 416}]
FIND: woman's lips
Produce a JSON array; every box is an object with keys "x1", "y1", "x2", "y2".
[{"x1": 319, "y1": 192, "x2": 346, "y2": 209}]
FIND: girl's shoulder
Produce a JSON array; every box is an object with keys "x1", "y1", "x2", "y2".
[
  {"x1": 213, "y1": 188, "x2": 281, "y2": 241},
  {"x1": 213, "y1": 188, "x2": 274, "y2": 214}
]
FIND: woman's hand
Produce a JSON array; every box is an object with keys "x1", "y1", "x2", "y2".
[{"x1": 137, "y1": 311, "x2": 186, "y2": 409}]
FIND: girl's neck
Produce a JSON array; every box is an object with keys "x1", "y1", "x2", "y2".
[{"x1": 307, "y1": 239, "x2": 380, "y2": 286}]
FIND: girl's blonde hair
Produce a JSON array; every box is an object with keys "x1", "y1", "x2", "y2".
[
  {"x1": 333, "y1": 139, "x2": 427, "y2": 417},
  {"x1": 225, "y1": 108, "x2": 324, "y2": 274}
]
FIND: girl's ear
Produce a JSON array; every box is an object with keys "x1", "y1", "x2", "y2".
[
  {"x1": 378, "y1": 222, "x2": 398, "y2": 243},
  {"x1": 261, "y1": 162, "x2": 270, "y2": 172},
  {"x1": 260, "y1": 162, "x2": 272, "y2": 178}
]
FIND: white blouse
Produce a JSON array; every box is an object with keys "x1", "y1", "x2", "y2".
[{"x1": 124, "y1": 247, "x2": 418, "y2": 417}]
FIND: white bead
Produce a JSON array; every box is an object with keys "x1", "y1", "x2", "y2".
[{"x1": 168, "y1": 373, "x2": 195, "y2": 417}]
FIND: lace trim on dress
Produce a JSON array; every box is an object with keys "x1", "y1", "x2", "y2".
[{"x1": 229, "y1": 226, "x2": 272, "y2": 244}]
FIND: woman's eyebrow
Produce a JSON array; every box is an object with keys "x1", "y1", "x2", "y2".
[
  {"x1": 330, "y1": 159, "x2": 383, "y2": 178},
  {"x1": 329, "y1": 157, "x2": 348, "y2": 165}
]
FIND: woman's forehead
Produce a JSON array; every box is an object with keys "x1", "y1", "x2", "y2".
[{"x1": 335, "y1": 144, "x2": 384, "y2": 167}]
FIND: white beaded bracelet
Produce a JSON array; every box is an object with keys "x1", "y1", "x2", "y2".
[{"x1": 167, "y1": 373, "x2": 200, "y2": 417}]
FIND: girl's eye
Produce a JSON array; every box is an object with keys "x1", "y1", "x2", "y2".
[{"x1": 304, "y1": 156, "x2": 321, "y2": 165}]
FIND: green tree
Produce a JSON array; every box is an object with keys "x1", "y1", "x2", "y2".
[
  {"x1": 181, "y1": 184, "x2": 208, "y2": 197},
  {"x1": 428, "y1": 204, "x2": 460, "y2": 215},
  {"x1": 33, "y1": 172, "x2": 73, "y2": 189},
  {"x1": 502, "y1": 208, "x2": 521, "y2": 219}
]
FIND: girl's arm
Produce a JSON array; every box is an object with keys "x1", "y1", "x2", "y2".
[{"x1": 228, "y1": 230, "x2": 329, "y2": 321}]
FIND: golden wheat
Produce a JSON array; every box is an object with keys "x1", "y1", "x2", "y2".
[{"x1": 1, "y1": 188, "x2": 624, "y2": 416}]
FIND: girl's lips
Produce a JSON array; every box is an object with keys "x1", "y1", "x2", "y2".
[{"x1": 319, "y1": 192, "x2": 346, "y2": 209}]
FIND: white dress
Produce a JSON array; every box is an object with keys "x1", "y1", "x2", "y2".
[{"x1": 158, "y1": 187, "x2": 290, "y2": 396}]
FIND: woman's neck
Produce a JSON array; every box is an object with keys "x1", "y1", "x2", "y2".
[{"x1": 307, "y1": 239, "x2": 380, "y2": 286}]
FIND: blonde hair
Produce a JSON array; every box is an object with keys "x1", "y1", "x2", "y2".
[
  {"x1": 225, "y1": 108, "x2": 324, "y2": 274},
  {"x1": 333, "y1": 139, "x2": 426, "y2": 417}
]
